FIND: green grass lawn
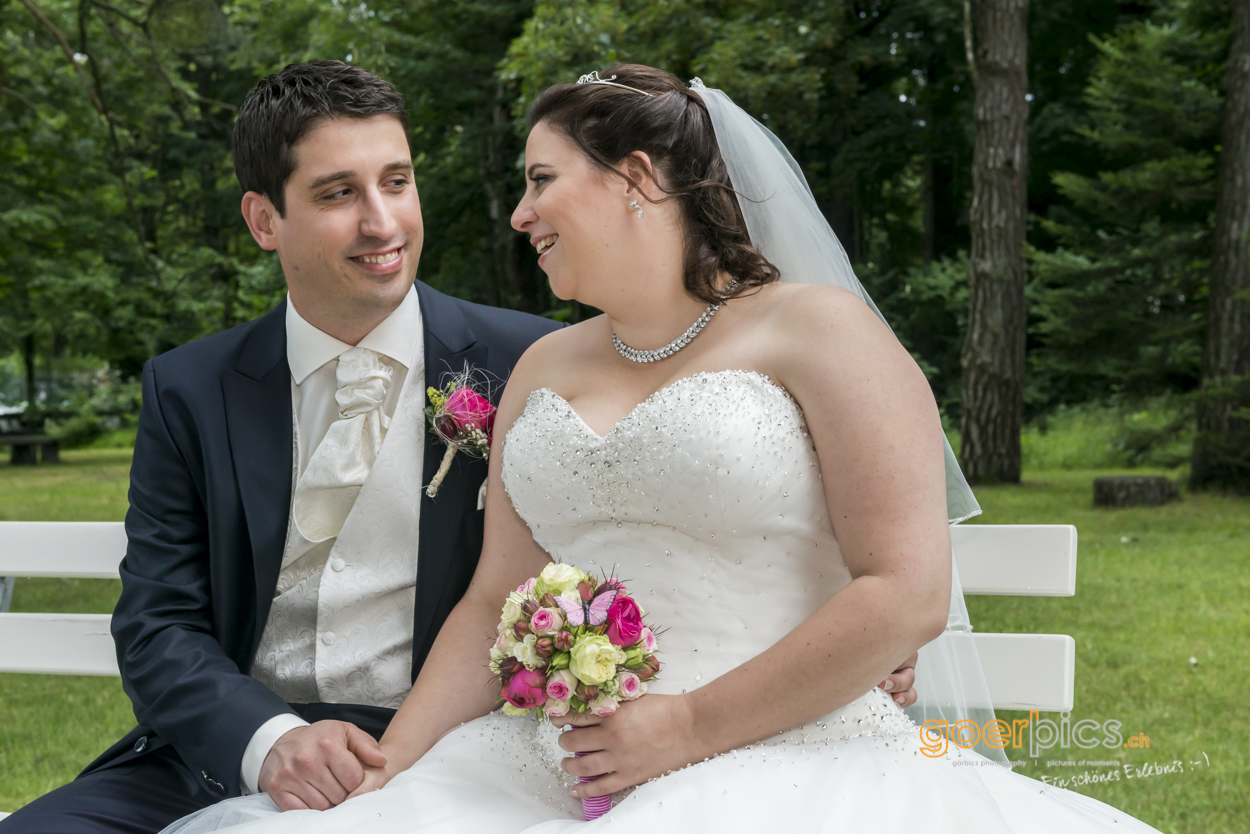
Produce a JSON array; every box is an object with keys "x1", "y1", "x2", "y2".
[
  {"x1": 0, "y1": 452, "x2": 1246, "y2": 830},
  {"x1": 965, "y1": 470, "x2": 1249, "y2": 832},
  {"x1": 0, "y1": 450, "x2": 135, "y2": 809}
]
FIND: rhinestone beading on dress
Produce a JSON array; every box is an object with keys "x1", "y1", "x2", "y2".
[{"x1": 501, "y1": 370, "x2": 916, "y2": 748}]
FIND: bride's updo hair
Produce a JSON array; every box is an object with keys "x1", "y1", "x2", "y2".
[{"x1": 528, "y1": 64, "x2": 779, "y2": 304}]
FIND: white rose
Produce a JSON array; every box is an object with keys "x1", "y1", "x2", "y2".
[
  {"x1": 500, "y1": 592, "x2": 525, "y2": 628},
  {"x1": 536, "y1": 563, "x2": 587, "y2": 597},
  {"x1": 513, "y1": 633, "x2": 545, "y2": 669}
]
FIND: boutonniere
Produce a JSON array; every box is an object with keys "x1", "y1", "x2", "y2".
[{"x1": 424, "y1": 369, "x2": 497, "y2": 498}]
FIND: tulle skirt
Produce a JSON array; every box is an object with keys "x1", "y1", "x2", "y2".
[{"x1": 161, "y1": 711, "x2": 1161, "y2": 834}]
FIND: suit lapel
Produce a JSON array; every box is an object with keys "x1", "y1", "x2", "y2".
[
  {"x1": 221, "y1": 302, "x2": 293, "y2": 643},
  {"x1": 412, "y1": 282, "x2": 488, "y2": 675}
]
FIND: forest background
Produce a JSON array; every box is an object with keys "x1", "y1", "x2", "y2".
[{"x1": 0, "y1": 0, "x2": 1233, "y2": 466}]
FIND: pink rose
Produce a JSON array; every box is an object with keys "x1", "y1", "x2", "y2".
[
  {"x1": 501, "y1": 667, "x2": 547, "y2": 710},
  {"x1": 640, "y1": 626, "x2": 657, "y2": 654},
  {"x1": 545, "y1": 673, "x2": 574, "y2": 702},
  {"x1": 517, "y1": 577, "x2": 537, "y2": 595},
  {"x1": 605, "y1": 595, "x2": 643, "y2": 647},
  {"x1": 616, "y1": 671, "x2": 644, "y2": 701},
  {"x1": 544, "y1": 699, "x2": 572, "y2": 718},
  {"x1": 444, "y1": 388, "x2": 496, "y2": 439},
  {"x1": 589, "y1": 694, "x2": 620, "y2": 717},
  {"x1": 530, "y1": 607, "x2": 563, "y2": 635}
]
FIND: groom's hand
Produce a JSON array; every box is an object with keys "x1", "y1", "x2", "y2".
[
  {"x1": 878, "y1": 651, "x2": 919, "y2": 707},
  {"x1": 259, "y1": 720, "x2": 388, "y2": 811}
]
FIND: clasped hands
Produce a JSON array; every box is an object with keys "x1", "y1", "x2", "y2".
[
  {"x1": 258, "y1": 721, "x2": 388, "y2": 811},
  {"x1": 259, "y1": 654, "x2": 918, "y2": 810}
]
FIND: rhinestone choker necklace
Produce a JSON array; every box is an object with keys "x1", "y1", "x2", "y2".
[{"x1": 613, "y1": 282, "x2": 738, "y2": 364}]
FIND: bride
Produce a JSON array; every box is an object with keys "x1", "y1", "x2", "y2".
[{"x1": 165, "y1": 64, "x2": 1161, "y2": 833}]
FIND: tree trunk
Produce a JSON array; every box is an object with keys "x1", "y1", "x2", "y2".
[
  {"x1": 959, "y1": 0, "x2": 1029, "y2": 484},
  {"x1": 487, "y1": 80, "x2": 534, "y2": 312},
  {"x1": 1093, "y1": 476, "x2": 1179, "y2": 508},
  {"x1": 1192, "y1": 0, "x2": 1250, "y2": 491},
  {"x1": 22, "y1": 332, "x2": 37, "y2": 430}
]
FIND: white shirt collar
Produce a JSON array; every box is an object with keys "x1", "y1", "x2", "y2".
[{"x1": 285, "y1": 285, "x2": 421, "y2": 385}]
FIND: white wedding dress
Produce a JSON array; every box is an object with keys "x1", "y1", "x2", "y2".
[{"x1": 165, "y1": 370, "x2": 1160, "y2": 834}]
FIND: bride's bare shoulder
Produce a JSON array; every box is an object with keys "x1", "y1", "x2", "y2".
[
  {"x1": 747, "y1": 282, "x2": 924, "y2": 400},
  {"x1": 751, "y1": 283, "x2": 889, "y2": 350},
  {"x1": 499, "y1": 315, "x2": 607, "y2": 408}
]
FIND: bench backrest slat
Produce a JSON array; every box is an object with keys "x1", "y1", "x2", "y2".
[
  {"x1": 0, "y1": 521, "x2": 125, "y2": 579},
  {"x1": 952, "y1": 524, "x2": 1077, "y2": 596},
  {"x1": 0, "y1": 522, "x2": 1080, "y2": 716},
  {"x1": 0, "y1": 613, "x2": 119, "y2": 676}
]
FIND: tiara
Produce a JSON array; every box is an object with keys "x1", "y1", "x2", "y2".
[{"x1": 576, "y1": 71, "x2": 654, "y2": 97}]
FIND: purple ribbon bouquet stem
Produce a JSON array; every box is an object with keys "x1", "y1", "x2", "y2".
[{"x1": 572, "y1": 727, "x2": 611, "y2": 820}]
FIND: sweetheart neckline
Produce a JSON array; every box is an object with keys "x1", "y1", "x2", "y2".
[{"x1": 528, "y1": 369, "x2": 795, "y2": 442}]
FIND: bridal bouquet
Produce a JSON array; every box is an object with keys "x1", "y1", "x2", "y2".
[
  {"x1": 490, "y1": 563, "x2": 661, "y2": 820},
  {"x1": 491, "y1": 562, "x2": 660, "y2": 719}
]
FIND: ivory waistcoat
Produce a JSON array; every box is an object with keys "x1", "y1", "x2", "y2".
[{"x1": 251, "y1": 363, "x2": 425, "y2": 708}]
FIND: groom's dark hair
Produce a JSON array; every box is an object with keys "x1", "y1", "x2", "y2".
[{"x1": 232, "y1": 60, "x2": 408, "y2": 216}]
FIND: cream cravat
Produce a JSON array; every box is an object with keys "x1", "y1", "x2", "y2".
[{"x1": 291, "y1": 346, "x2": 394, "y2": 544}]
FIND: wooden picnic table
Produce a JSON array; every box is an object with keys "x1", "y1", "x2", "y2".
[{"x1": 2, "y1": 435, "x2": 60, "y2": 465}]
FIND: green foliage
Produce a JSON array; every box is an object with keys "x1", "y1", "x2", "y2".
[
  {"x1": 1020, "y1": 398, "x2": 1193, "y2": 471},
  {"x1": 1028, "y1": 2, "x2": 1228, "y2": 408},
  {"x1": 0, "y1": 0, "x2": 1232, "y2": 433}
]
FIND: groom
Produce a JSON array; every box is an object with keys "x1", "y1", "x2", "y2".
[{"x1": 1, "y1": 61, "x2": 916, "y2": 834}]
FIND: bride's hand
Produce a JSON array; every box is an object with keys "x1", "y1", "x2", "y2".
[
  {"x1": 552, "y1": 695, "x2": 702, "y2": 798},
  {"x1": 345, "y1": 747, "x2": 404, "y2": 800},
  {"x1": 879, "y1": 650, "x2": 920, "y2": 708},
  {"x1": 345, "y1": 765, "x2": 391, "y2": 799}
]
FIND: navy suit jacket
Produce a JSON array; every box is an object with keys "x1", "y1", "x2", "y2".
[{"x1": 90, "y1": 281, "x2": 561, "y2": 798}]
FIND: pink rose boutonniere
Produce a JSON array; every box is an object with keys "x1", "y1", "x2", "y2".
[{"x1": 424, "y1": 368, "x2": 497, "y2": 498}]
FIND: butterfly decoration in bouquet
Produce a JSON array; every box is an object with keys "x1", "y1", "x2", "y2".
[{"x1": 490, "y1": 562, "x2": 661, "y2": 721}]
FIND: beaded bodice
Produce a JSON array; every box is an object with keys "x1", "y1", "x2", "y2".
[{"x1": 502, "y1": 370, "x2": 913, "y2": 744}]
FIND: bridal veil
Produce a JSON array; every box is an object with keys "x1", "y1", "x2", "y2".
[{"x1": 694, "y1": 80, "x2": 1007, "y2": 764}]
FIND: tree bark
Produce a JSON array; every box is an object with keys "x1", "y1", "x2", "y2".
[
  {"x1": 486, "y1": 80, "x2": 534, "y2": 313},
  {"x1": 959, "y1": 0, "x2": 1029, "y2": 484},
  {"x1": 22, "y1": 332, "x2": 37, "y2": 430},
  {"x1": 1192, "y1": 0, "x2": 1250, "y2": 491}
]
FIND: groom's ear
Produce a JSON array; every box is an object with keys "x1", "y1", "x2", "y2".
[{"x1": 241, "y1": 191, "x2": 281, "y2": 251}]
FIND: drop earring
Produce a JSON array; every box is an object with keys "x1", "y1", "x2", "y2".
[{"x1": 628, "y1": 199, "x2": 643, "y2": 219}]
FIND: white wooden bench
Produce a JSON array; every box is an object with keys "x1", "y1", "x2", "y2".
[
  {"x1": 0, "y1": 521, "x2": 1077, "y2": 709},
  {"x1": 0, "y1": 522, "x2": 128, "y2": 676}
]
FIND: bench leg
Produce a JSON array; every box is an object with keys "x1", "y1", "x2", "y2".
[
  {"x1": 10, "y1": 444, "x2": 37, "y2": 465},
  {"x1": 41, "y1": 442, "x2": 60, "y2": 463},
  {"x1": 0, "y1": 576, "x2": 13, "y2": 613}
]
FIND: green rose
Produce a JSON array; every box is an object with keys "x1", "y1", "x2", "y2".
[
  {"x1": 569, "y1": 633, "x2": 626, "y2": 686},
  {"x1": 535, "y1": 563, "x2": 589, "y2": 598}
]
